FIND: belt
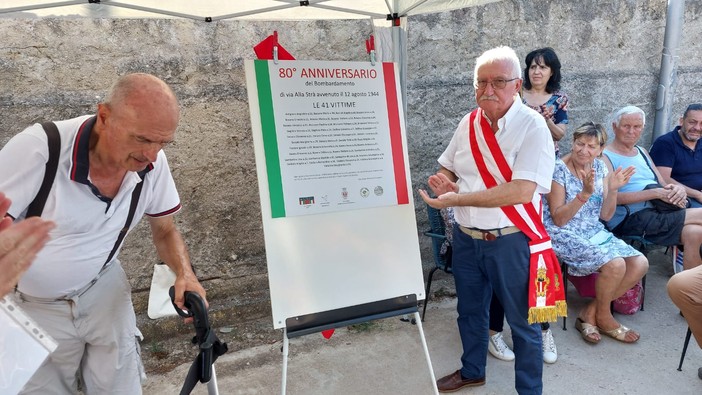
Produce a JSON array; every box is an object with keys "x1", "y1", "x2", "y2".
[{"x1": 459, "y1": 225, "x2": 521, "y2": 241}]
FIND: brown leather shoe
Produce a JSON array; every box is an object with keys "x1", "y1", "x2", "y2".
[{"x1": 436, "y1": 369, "x2": 486, "y2": 393}]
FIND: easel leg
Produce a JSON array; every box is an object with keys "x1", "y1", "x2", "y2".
[
  {"x1": 281, "y1": 328, "x2": 289, "y2": 395},
  {"x1": 414, "y1": 312, "x2": 439, "y2": 395},
  {"x1": 207, "y1": 364, "x2": 219, "y2": 395}
]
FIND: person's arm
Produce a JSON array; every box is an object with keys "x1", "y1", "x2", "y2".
[
  {"x1": 642, "y1": 148, "x2": 688, "y2": 206},
  {"x1": 148, "y1": 215, "x2": 207, "y2": 312},
  {"x1": 420, "y1": 178, "x2": 536, "y2": 209},
  {"x1": 545, "y1": 181, "x2": 578, "y2": 227},
  {"x1": 546, "y1": 163, "x2": 596, "y2": 227},
  {"x1": 545, "y1": 117, "x2": 566, "y2": 142},
  {"x1": 547, "y1": 93, "x2": 568, "y2": 142},
  {"x1": 656, "y1": 166, "x2": 702, "y2": 202},
  {"x1": 600, "y1": 165, "x2": 635, "y2": 221},
  {"x1": 602, "y1": 151, "x2": 686, "y2": 207}
]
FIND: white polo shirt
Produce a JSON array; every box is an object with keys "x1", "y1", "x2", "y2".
[
  {"x1": 0, "y1": 115, "x2": 181, "y2": 298},
  {"x1": 438, "y1": 98, "x2": 554, "y2": 229}
]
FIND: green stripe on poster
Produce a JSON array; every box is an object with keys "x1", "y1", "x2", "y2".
[{"x1": 255, "y1": 60, "x2": 286, "y2": 218}]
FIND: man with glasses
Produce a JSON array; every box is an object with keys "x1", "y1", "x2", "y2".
[
  {"x1": 420, "y1": 46, "x2": 555, "y2": 394},
  {"x1": 0, "y1": 73, "x2": 206, "y2": 394},
  {"x1": 650, "y1": 104, "x2": 702, "y2": 207}
]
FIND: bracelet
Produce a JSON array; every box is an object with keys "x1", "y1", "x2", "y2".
[{"x1": 576, "y1": 193, "x2": 588, "y2": 203}]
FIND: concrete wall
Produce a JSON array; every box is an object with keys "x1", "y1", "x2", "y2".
[{"x1": 1, "y1": 0, "x2": 700, "y2": 338}]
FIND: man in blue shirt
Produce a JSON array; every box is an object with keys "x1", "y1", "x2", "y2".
[{"x1": 650, "y1": 104, "x2": 702, "y2": 207}]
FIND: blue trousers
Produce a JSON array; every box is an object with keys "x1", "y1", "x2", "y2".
[{"x1": 452, "y1": 226, "x2": 543, "y2": 395}]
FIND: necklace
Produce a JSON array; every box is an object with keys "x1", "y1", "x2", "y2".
[{"x1": 565, "y1": 156, "x2": 590, "y2": 182}]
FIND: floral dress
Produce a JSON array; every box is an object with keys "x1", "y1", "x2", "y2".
[
  {"x1": 523, "y1": 91, "x2": 568, "y2": 157},
  {"x1": 543, "y1": 158, "x2": 641, "y2": 276}
]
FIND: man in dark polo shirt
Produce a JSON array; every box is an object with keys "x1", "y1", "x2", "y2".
[{"x1": 650, "y1": 103, "x2": 702, "y2": 207}]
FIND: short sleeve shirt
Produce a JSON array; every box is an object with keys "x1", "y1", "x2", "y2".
[
  {"x1": 0, "y1": 115, "x2": 181, "y2": 298},
  {"x1": 649, "y1": 126, "x2": 702, "y2": 191},
  {"x1": 438, "y1": 98, "x2": 555, "y2": 229}
]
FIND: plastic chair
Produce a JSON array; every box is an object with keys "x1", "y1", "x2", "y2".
[{"x1": 421, "y1": 204, "x2": 452, "y2": 321}]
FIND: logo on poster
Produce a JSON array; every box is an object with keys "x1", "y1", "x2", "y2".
[
  {"x1": 299, "y1": 196, "x2": 315, "y2": 207},
  {"x1": 360, "y1": 187, "x2": 370, "y2": 198},
  {"x1": 374, "y1": 186, "x2": 384, "y2": 196}
]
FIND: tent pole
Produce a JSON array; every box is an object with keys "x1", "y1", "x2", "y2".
[
  {"x1": 391, "y1": 16, "x2": 408, "y2": 119},
  {"x1": 652, "y1": 0, "x2": 685, "y2": 142}
]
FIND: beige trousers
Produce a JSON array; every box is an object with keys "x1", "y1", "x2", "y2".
[
  {"x1": 668, "y1": 264, "x2": 702, "y2": 347},
  {"x1": 17, "y1": 263, "x2": 144, "y2": 395}
]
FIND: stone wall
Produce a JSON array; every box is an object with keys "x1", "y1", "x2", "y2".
[{"x1": 1, "y1": 0, "x2": 700, "y2": 339}]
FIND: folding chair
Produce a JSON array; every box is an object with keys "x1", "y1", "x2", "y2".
[
  {"x1": 677, "y1": 326, "x2": 692, "y2": 371},
  {"x1": 421, "y1": 204, "x2": 453, "y2": 321},
  {"x1": 560, "y1": 259, "x2": 569, "y2": 330}
]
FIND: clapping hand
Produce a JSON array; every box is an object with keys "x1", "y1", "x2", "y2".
[
  {"x1": 577, "y1": 166, "x2": 596, "y2": 197},
  {"x1": 608, "y1": 166, "x2": 635, "y2": 190},
  {"x1": 418, "y1": 172, "x2": 459, "y2": 209}
]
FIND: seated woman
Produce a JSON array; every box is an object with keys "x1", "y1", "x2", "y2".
[
  {"x1": 603, "y1": 106, "x2": 702, "y2": 270},
  {"x1": 544, "y1": 122, "x2": 648, "y2": 344}
]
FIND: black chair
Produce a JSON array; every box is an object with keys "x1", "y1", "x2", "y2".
[
  {"x1": 421, "y1": 204, "x2": 453, "y2": 321},
  {"x1": 560, "y1": 259, "x2": 569, "y2": 330},
  {"x1": 677, "y1": 326, "x2": 692, "y2": 371}
]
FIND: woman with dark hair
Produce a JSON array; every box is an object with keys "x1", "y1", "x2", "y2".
[{"x1": 522, "y1": 47, "x2": 569, "y2": 157}]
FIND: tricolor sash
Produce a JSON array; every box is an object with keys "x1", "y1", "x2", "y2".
[{"x1": 467, "y1": 109, "x2": 566, "y2": 324}]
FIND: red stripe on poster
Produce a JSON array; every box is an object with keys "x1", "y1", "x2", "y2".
[{"x1": 382, "y1": 63, "x2": 408, "y2": 205}]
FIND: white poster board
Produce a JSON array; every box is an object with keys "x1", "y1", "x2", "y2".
[{"x1": 245, "y1": 59, "x2": 425, "y2": 329}]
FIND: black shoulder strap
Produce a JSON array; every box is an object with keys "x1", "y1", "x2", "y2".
[
  {"x1": 636, "y1": 145, "x2": 661, "y2": 184},
  {"x1": 104, "y1": 175, "x2": 146, "y2": 265},
  {"x1": 26, "y1": 122, "x2": 61, "y2": 218}
]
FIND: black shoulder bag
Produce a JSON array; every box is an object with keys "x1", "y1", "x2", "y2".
[{"x1": 637, "y1": 146, "x2": 690, "y2": 212}]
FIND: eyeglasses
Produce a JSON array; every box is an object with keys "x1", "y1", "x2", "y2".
[{"x1": 474, "y1": 78, "x2": 519, "y2": 90}]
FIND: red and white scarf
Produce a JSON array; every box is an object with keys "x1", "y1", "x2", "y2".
[{"x1": 467, "y1": 108, "x2": 566, "y2": 324}]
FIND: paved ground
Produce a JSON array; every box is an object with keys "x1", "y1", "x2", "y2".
[{"x1": 143, "y1": 247, "x2": 701, "y2": 394}]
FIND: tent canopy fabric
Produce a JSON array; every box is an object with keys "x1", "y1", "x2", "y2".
[
  {"x1": 0, "y1": 0, "x2": 502, "y2": 21},
  {"x1": 0, "y1": 0, "x2": 504, "y2": 118}
]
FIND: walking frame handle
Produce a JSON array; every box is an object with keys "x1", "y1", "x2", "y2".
[{"x1": 169, "y1": 286, "x2": 216, "y2": 383}]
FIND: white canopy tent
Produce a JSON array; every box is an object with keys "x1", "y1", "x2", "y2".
[
  {"x1": 0, "y1": 1, "x2": 502, "y2": 21},
  {"x1": 0, "y1": 0, "x2": 504, "y2": 115},
  {"x1": 1, "y1": 1, "x2": 684, "y2": 135}
]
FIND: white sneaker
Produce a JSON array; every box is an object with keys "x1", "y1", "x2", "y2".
[
  {"x1": 542, "y1": 329, "x2": 558, "y2": 364},
  {"x1": 488, "y1": 332, "x2": 515, "y2": 361}
]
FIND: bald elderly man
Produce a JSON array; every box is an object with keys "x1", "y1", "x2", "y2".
[{"x1": 0, "y1": 73, "x2": 205, "y2": 394}]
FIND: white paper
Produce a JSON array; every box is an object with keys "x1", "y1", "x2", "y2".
[
  {"x1": 147, "y1": 264, "x2": 178, "y2": 319},
  {"x1": 0, "y1": 296, "x2": 57, "y2": 395}
]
